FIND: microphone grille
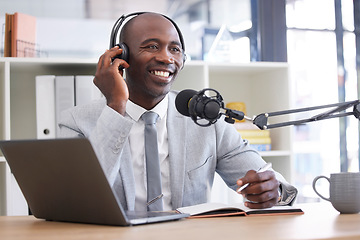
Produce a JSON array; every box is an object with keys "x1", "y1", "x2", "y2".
[{"x1": 175, "y1": 89, "x2": 197, "y2": 117}]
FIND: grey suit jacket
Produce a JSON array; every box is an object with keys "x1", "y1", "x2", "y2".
[{"x1": 59, "y1": 91, "x2": 297, "y2": 210}]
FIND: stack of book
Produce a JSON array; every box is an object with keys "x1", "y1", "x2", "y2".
[
  {"x1": 233, "y1": 122, "x2": 272, "y2": 151},
  {"x1": 226, "y1": 102, "x2": 271, "y2": 151}
]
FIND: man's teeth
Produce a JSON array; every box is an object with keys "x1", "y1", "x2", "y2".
[{"x1": 152, "y1": 70, "x2": 170, "y2": 77}]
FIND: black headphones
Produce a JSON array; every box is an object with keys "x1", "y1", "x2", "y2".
[{"x1": 109, "y1": 12, "x2": 186, "y2": 69}]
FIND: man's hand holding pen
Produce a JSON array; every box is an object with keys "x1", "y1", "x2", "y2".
[{"x1": 236, "y1": 163, "x2": 280, "y2": 209}]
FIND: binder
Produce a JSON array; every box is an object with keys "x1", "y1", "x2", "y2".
[
  {"x1": 35, "y1": 75, "x2": 56, "y2": 139},
  {"x1": 74, "y1": 75, "x2": 102, "y2": 106},
  {"x1": 36, "y1": 75, "x2": 102, "y2": 138},
  {"x1": 55, "y1": 76, "x2": 75, "y2": 137}
]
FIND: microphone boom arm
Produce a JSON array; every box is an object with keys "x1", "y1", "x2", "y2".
[{"x1": 252, "y1": 100, "x2": 360, "y2": 130}]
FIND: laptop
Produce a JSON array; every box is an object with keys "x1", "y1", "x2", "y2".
[{"x1": 0, "y1": 138, "x2": 189, "y2": 226}]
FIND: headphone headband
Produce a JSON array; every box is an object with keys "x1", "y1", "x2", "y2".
[{"x1": 109, "y1": 12, "x2": 185, "y2": 52}]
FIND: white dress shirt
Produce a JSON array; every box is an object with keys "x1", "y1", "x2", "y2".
[{"x1": 125, "y1": 96, "x2": 171, "y2": 211}]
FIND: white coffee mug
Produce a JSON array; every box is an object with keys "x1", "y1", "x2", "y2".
[{"x1": 312, "y1": 172, "x2": 360, "y2": 214}]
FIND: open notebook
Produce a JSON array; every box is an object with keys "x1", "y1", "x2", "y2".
[
  {"x1": 177, "y1": 202, "x2": 303, "y2": 218},
  {"x1": 0, "y1": 138, "x2": 188, "y2": 226}
]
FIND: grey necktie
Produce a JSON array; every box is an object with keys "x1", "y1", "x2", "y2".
[{"x1": 142, "y1": 111, "x2": 163, "y2": 211}]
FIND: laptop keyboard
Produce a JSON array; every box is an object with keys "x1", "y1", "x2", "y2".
[{"x1": 125, "y1": 211, "x2": 180, "y2": 220}]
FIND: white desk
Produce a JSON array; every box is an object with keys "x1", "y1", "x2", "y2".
[{"x1": 0, "y1": 203, "x2": 359, "y2": 240}]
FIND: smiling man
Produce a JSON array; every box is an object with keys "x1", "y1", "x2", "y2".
[
  {"x1": 120, "y1": 14, "x2": 183, "y2": 108},
  {"x1": 59, "y1": 12, "x2": 297, "y2": 212}
]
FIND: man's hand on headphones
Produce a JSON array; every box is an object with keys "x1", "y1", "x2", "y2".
[{"x1": 94, "y1": 46, "x2": 130, "y2": 116}]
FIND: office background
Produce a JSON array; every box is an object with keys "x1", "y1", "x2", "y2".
[{"x1": 0, "y1": 0, "x2": 359, "y2": 203}]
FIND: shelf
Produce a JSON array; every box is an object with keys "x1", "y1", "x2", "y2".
[
  {"x1": 260, "y1": 150, "x2": 291, "y2": 157},
  {"x1": 0, "y1": 58, "x2": 293, "y2": 214},
  {"x1": 0, "y1": 57, "x2": 98, "y2": 64},
  {"x1": 207, "y1": 61, "x2": 289, "y2": 74}
]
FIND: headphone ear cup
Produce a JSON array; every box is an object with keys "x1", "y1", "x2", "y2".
[
  {"x1": 114, "y1": 42, "x2": 129, "y2": 63},
  {"x1": 180, "y1": 53, "x2": 186, "y2": 70},
  {"x1": 112, "y1": 43, "x2": 129, "y2": 71}
]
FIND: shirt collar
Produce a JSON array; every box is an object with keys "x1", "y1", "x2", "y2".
[{"x1": 126, "y1": 95, "x2": 168, "y2": 122}]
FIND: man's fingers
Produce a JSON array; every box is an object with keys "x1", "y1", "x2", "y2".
[
  {"x1": 111, "y1": 58, "x2": 130, "y2": 71},
  {"x1": 244, "y1": 186, "x2": 278, "y2": 201},
  {"x1": 252, "y1": 171, "x2": 275, "y2": 183},
  {"x1": 237, "y1": 170, "x2": 275, "y2": 193},
  {"x1": 244, "y1": 196, "x2": 278, "y2": 209},
  {"x1": 97, "y1": 46, "x2": 123, "y2": 69},
  {"x1": 237, "y1": 170, "x2": 257, "y2": 186},
  {"x1": 246, "y1": 173, "x2": 279, "y2": 193}
]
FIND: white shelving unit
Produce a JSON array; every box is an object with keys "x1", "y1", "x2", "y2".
[{"x1": 0, "y1": 58, "x2": 293, "y2": 215}]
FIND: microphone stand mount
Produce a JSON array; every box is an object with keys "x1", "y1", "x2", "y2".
[{"x1": 223, "y1": 100, "x2": 360, "y2": 130}]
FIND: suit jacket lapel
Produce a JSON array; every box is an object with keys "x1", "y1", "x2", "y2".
[{"x1": 167, "y1": 92, "x2": 187, "y2": 209}]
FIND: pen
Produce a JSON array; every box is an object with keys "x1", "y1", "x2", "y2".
[{"x1": 236, "y1": 162, "x2": 272, "y2": 193}]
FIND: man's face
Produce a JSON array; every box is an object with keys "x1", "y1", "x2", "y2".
[{"x1": 124, "y1": 14, "x2": 184, "y2": 101}]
